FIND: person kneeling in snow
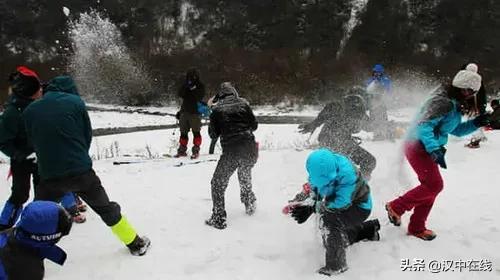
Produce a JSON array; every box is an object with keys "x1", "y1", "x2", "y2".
[
  {"x1": 285, "y1": 148, "x2": 380, "y2": 276},
  {"x1": 0, "y1": 201, "x2": 72, "y2": 280},
  {"x1": 385, "y1": 67, "x2": 492, "y2": 241},
  {"x1": 205, "y1": 82, "x2": 258, "y2": 229}
]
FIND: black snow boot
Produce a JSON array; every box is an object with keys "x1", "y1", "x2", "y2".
[
  {"x1": 205, "y1": 211, "x2": 227, "y2": 229},
  {"x1": 244, "y1": 200, "x2": 256, "y2": 216},
  {"x1": 127, "y1": 235, "x2": 151, "y2": 256},
  {"x1": 364, "y1": 219, "x2": 381, "y2": 241},
  {"x1": 353, "y1": 219, "x2": 381, "y2": 242},
  {"x1": 317, "y1": 265, "x2": 348, "y2": 276}
]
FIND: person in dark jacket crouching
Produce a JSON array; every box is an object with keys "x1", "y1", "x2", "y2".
[
  {"x1": 205, "y1": 82, "x2": 258, "y2": 229},
  {"x1": 298, "y1": 90, "x2": 376, "y2": 180},
  {"x1": 0, "y1": 201, "x2": 72, "y2": 280},
  {"x1": 23, "y1": 76, "x2": 150, "y2": 256},
  {"x1": 286, "y1": 149, "x2": 379, "y2": 276}
]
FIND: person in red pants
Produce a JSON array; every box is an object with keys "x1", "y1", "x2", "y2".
[
  {"x1": 175, "y1": 68, "x2": 206, "y2": 159},
  {"x1": 385, "y1": 67, "x2": 492, "y2": 240}
]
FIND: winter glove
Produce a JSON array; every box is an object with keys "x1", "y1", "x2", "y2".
[
  {"x1": 26, "y1": 153, "x2": 37, "y2": 163},
  {"x1": 282, "y1": 183, "x2": 312, "y2": 214},
  {"x1": 290, "y1": 205, "x2": 314, "y2": 224},
  {"x1": 472, "y1": 114, "x2": 491, "y2": 128},
  {"x1": 429, "y1": 148, "x2": 447, "y2": 169},
  {"x1": 352, "y1": 136, "x2": 362, "y2": 145}
]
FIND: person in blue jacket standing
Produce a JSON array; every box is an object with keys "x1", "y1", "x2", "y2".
[
  {"x1": 365, "y1": 64, "x2": 393, "y2": 140},
  {"x1": 385, "y1": 68, "x2": 492, "y2": 240},
  {"x1": 366, "y1": 64, "x2": 392, "y2": 94},
  {"x1": 286, "y1": 148, "x2": 380, "y2": 276},
  {"x1": 0, "y1": 201, "x2": 72, "y2": 280}
]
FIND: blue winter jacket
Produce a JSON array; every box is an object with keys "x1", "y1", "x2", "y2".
[
  {"x1": 408, "y1": 91, "x2": 478, "y2": 153},
  {"x1": 366, "y1": 75, "x2": 392, "y2": 94},
  {"x1": 306, "y1": 149, "x2": 372, "y2": 211}
]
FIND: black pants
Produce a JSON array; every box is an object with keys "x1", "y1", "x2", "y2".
[
  {"x1": 8, "y1": 160, "x2": 39, "y2": 206},
  {"x1": 36, "y1": 169, "x2": 122, "y2": 226},
  {"x1": 320, "y1": 206, "x2": 374, "y2": 270},
  {"x1": 209, "y1": 137, "x2": 218, "y2": 154},
  {"x1": 323, "y1": 140, "x2": 376, "y2": 179},
  {"x1": 0, "y1": 160, "x2": 39, "y2": 228},
  {"x1": 211, "y1": 144, "x2": 257, "y2": 216}
]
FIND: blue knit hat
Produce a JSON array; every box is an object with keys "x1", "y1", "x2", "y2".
[
  {"x1": 14, "y1": 201, "x2": 72, "y2": 265},
  {"x1": 16, "y1": 201, "x2": 71, "y2": 247},
  {"x1": 306, "y1": 148, "x2": 338, "y2": 188},
  {"x1": 372, "y1": 64, "x2": 384, "y2": 73}
]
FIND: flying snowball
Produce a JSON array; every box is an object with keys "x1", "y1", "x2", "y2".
[{"x1": 63, "y1": 7, "x2": 70, "y2": 17}]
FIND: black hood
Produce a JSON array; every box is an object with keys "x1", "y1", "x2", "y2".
[
  {"x1": 186, "y1": 68, "x2": 200, "y2": 83},
  {"x1": 216, "y1": 82, "x2": 239, "y2": 100}
]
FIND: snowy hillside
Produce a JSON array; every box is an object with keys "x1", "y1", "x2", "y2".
[{"x1": 0, "y1": 112, "x2": 499, "y2": 280}]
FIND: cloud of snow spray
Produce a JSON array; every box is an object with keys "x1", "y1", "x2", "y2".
[
  {"x1": 68, "y1": 10, "x2": 155, "y2": 105},
  {"x1": 389, "y1": 69, "x2": 441, "y2": 191}
]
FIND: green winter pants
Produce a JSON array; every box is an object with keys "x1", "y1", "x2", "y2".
[{"x1": 179, "y1": 112, "x2": 202, "y2": 134}]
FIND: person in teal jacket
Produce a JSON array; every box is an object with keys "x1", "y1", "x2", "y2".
[
  {"x1": 0, "y1": 66, "x2": 84, "y2": 229},
  {"x1": 286, "y1": 148, "x2": 380, "y2": 276},
  {"x1": 386, "y1": 68, "x2": 492, "y2": 241},
  {"x1": 23, "y1": 75, "x2": 150, "y2": 256}
]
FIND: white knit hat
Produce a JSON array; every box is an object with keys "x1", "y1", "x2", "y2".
[
  {"x1": 465, "y1": 63, "x2": 478, "y2": 73},
  {"x1": 452, "y1": 69, "x2": 482, "y2": 91}
]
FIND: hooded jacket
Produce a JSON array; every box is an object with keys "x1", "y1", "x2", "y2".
[
  {"x1": 408, "y1": 89, "x2": 478, "y2": 153},
  {"x1": 0, "y1": 94, "x2": 36, "y2": 161},
  {"x1": 23, "y1": 76, "x2": 93, "y2": 180},
  {"x1": 208, "y1": 83, "x2": 257, "y2": 152},
  {"x1": 366, "y1": 75, "x2": 392, "y2": 94},
  {"x1": 178, "y1": 69, "x2": 206, "y2": 114},
  {"x1": 306, "y1": 149, "x2": 371, "y2": 211},
  {"x1": 303, "y1": 96, "x2": 367, "y2": 149}
]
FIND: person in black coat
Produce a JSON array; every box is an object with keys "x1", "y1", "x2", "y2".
[
  {"x1": 205, "y1": 82, "x2": 258, "y2": 229},
  {"x1": 0, "y1": 67, "x2": 86, "y2": 229},
  {"x1": 175, "y1": 68, "x2": 206, "y2": 159},
  {"x1": 298, "y1": 91, "x2": 376, "y2": 180},
  {"x1": 488, "y1": 99, "x2": 500, "y2": 129},
  {"x1": 463, "y1": 63, "x2": 489, "y2": 148},
  {"x1": 0, "y1": 66, "x2": 42, "y2": 230}
]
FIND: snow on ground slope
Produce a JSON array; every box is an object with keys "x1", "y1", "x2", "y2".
[
  {"x1": 0, "y1": 124, "x2": 498, "y2": 279},
  {"x1": 86, "y1": 104, "x2": 416, "y2": 130},
  {"x1": 88, "y1": 110, "x2": 178, "y2": 129}
]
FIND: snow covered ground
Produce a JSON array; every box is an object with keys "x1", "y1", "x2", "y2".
[
  {"x1": 86, "y1": 103, "x2": 416, "y2": 129},
  {"x1": 86, "y1": 102, "x2": 322, "y2": 119},
  {"x1": 0, "y1": 110, "x2": 499, "y2": 280},
  {"x1": 88, "y1": 110, "x2": 178, "y2": 129}
]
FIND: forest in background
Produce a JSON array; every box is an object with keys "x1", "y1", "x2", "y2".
[{"x1": 1, "y1": 0, "x2": 499, "y2": 105}]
